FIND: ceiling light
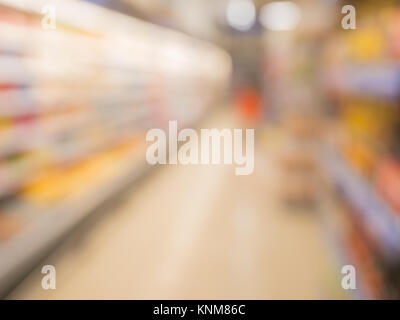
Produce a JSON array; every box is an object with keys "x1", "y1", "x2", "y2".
[
  {"x1": 260, "y1": 1, "x2": 301, "y2": 31},
  {"x1": 226, "y1": 0, "x2": 256, "y2": 32}
]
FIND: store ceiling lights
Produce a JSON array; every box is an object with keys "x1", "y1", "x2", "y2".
[
  {"x1": 259, "y1": 1, "x2": 301, "y2": 31},
  {"x1": 226, "y1": 0, "x2": 256, "y2": 31}
]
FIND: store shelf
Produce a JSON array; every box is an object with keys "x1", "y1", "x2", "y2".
[
  {"x1": 0, "y1": 0, "x2": 231, "y2": 298},
  {"x1": 328, "y1": 64, "x2": 400, "y2": 101},
  {"x1": 0, "y1": 145, "x2": 149, "y2": 297},
  {"x1": 319, "y1": 208, "x2": 369, "y2": 299},
  {"x1": 324, "y1": 147, "x2": 400, "y2": 263}
]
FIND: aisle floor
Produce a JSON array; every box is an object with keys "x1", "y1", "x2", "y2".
[{"x1": 9, "y1": 114, "x2": 346, "y2": 299}]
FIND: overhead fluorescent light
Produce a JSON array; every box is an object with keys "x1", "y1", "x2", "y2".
[
  {"x1": 226, "y1": 0, "x2": 256, "y2": 32},
  {"x1": 260, "y1": 1, "x2": 301, "y2": 31}
]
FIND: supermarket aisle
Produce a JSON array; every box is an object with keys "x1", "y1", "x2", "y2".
[{"x1": 8, "y1": 114, "x2": 345, "y2": 300}]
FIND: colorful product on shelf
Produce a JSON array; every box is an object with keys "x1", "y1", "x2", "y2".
[
  {"x1": 0, "y1": 0, "x2": 231, "y2": 297},
  {"x1": 375, "y1": 156, "x2": 400, "y2": 217},
  {"x1": 344, "y1": 25, "x2": 385, "y2": 62},
  {"x1": 345, "y1": 206, "x2": 385, "y2": 299},
  {"x1": 388, "y1": 9, "x2": 400, "y2": 60},
  {"x1": 0, "y1": 214, "x2": 22, "y2": 242},
  {"x1": 322, "y1": 0, "x2": 400, "y2": 298}
]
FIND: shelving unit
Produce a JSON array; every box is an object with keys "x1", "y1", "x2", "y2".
[
  {"x1": 319, "y1": 202, "x2": 369, "y2": 299},
  {"x1": 329, "y1": 64, "x2": 400, "y2": 101},
  {"x1": 319, "y1": 0, "x2": 400, "y2": 298},
  {"x1": 0, "y1": 145, "x2": 148, "y2": 297},
  {"x1": 0, "y1": 0, "x2": 231, "y2": 296},
  {"x1": 324, "y1": 147, "x2": 400, "y2": 262}
]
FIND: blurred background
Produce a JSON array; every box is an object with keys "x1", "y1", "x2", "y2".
[{"x1": 0, "y1": 0, "x2": 400, "y2": 300}]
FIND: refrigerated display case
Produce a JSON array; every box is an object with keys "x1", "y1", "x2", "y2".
[{"x1": 0, "y1": 0, "x2": 231, "y2": 297}]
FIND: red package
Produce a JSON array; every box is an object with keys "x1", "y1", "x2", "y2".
[{"x1": 375, "y1": 156, "x2": 400, "y2": 216}]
